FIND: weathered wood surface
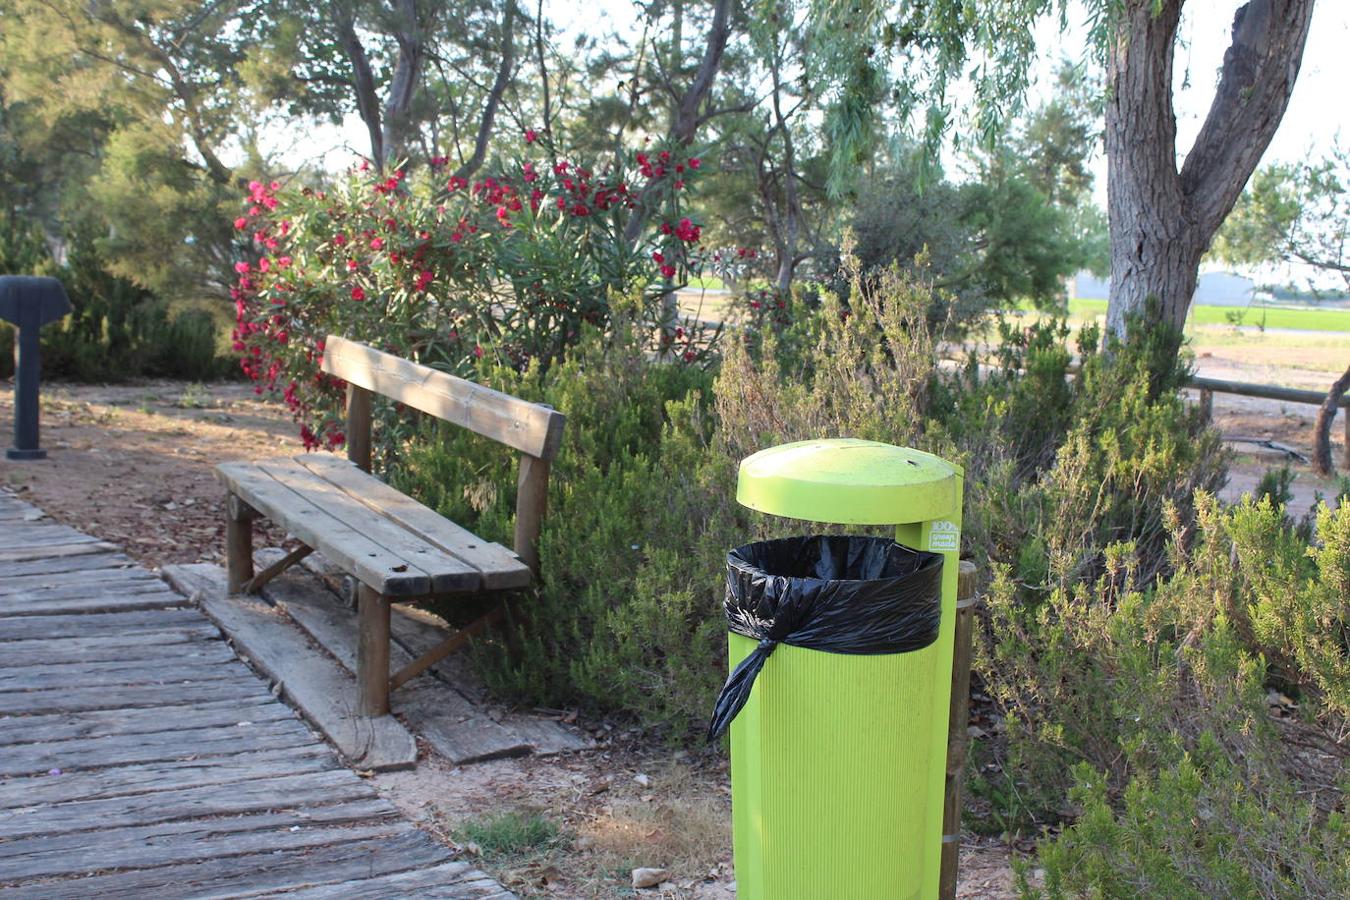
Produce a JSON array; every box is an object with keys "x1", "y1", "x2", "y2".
[
  {"x1": 0, "y1": 492, "x2": 512, "y2": 899},
  {"x1": 217, "y1": 460, "x2": 435, "y2": 596},
  {"x1": 162, "y1": 562, "x2": 418, "y2": 772},
  {"x1": 255, "y1": 551, "x2": 588, "y2": 763},
  {"x1": 298, "y1": 454, "x2": 530, "y2": 589},
  {"x1": 321, "y1": 334, "x2": 565, "y2": 460}
]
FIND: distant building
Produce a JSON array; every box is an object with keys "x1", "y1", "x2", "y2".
[{"x1": 1072, "y1": 271, "x2": 1255, "y2": 307}]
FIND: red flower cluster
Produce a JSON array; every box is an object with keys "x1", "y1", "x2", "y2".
[{"x1": 232, "y1": 142, "x2": 713, "y2": 450}]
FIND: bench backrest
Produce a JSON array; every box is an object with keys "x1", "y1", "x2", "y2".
[{"x1": 320, "y1": 334, "x2": 566, "y2": 572}]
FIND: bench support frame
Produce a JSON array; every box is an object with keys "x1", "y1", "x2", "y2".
[
  {"x1": 225, "y1": 495, "x2": 257, "y2": 594},
  {"x1": 357, "y1": 584, "x2": 392, "y2": 716}
]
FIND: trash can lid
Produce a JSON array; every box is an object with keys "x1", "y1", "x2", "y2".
[{"x1": 736, "y1": 439, "x2": 959, "y2": 525}]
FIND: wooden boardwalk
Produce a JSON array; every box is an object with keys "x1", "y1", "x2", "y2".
[{"x1": 0, "y1": 492, "x2": 511, "y2": 898}]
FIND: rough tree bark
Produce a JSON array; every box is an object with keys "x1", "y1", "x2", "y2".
[
  {"x1": 1312, "y1": 364, "x2": 1350, "y2": 476},
  {"x1": 1105, "y1": 0, "x2": 1316, "y2": 340},
  {"x1": 332, "y1": 0, "x2": 442, "y2": 172}
]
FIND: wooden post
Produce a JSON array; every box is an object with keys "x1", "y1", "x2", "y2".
[
  {"x1": 1199, "y1": 388, "x2": 1213, "y2": 424},
  {"x1": 356, "y1": 584, "x2": 391, "y2": 717},
  {"x1": 346, "y1": 383, "x2": 373, "y2": 472},
  {"x1": 513, "y1": 454, "x2": 551, "y2": 574},
  {"x1": 225, "y1": 493, "x2": 257, "y2": 595},
  {"x1": 940, "y1": 561, "x2": 980, "y2": 900},
  {"x1": 1344, "y1": 409, "x2": 1349, "y2": 470}
]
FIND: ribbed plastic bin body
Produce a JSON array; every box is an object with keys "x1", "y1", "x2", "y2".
[{"x1": 730, "y1": 440, "x2": 964, "y2": 900}]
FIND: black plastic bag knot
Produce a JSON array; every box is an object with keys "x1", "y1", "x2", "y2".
[{"x1": 707, "y1": 535, "x2": 943, "y2": 742}]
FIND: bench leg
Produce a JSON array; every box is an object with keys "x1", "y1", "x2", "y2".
[
  {"x1": 356, "y1": 585, "x2": 391, "y2": 717},
  {"x1": 225, "y1": 494, "x2": 257, "y2": 594}
]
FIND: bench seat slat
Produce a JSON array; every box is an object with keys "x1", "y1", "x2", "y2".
[
  {"x1": 294, "y1": 455, "x2": 531, "y2": 591},
  {"x1": 254, "y1": 459, "x2": 485, "y2": 595},
  {"x1": 216, "y1": 461, "x2": 435, "y2": 597}
]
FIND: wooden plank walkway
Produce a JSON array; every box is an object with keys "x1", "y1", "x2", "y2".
[{"x1": 0, "y1": 491, "x2": 512, "y2": 898}]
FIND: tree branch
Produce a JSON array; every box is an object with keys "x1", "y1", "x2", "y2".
[
  {"x1": 451, "y1": 0, "x2": 517, "y2": 181},
  {"x1": 332, "y1": 2, "x2": 385, "y2": 168},
  {"x1": 1180, "y1": 0, "x2": 1316, "y2": 238}
]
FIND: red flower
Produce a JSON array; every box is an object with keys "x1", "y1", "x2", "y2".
[
  {"x1": 525, "y1": 129, "x2": 538, "y2": 144},
  {"x1": 370, "y1": 237, "x2": 384, "y2": 250},
  {"x1": 234, "y1": 261, "x2": 250, "y2": 274},
  {"x1": 660, "y1": 264, "x2": 676, "y2": 279},
  {"x1": 233, "y1": 217, "x2": 248, "y2": 230},
  {"x1": 415, "y1": 270, "x2": 434, "y2": 291},
  {"x1": 652, "y1": 251, "x2": 665, "y2": 263},
  {"x1": 350, "y1": 286, "x2": 366, "y2": 301},
  {"x1": 474, "y1": 344, "x2": 483, "y2": 359},
  {"x1": 688, "y1": 157, "x2": 702, "y2": 169},
  {"x1": 450, "y1": 232, "x2": 464, "y2": 243}
]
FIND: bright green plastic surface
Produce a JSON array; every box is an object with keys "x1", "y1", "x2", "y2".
[
  {"x1": 737, "y1": 439, "x2": 958, "y2": 524},
  {"x1": 730, "y1": 440, "x2": 963, "y2": 900}
]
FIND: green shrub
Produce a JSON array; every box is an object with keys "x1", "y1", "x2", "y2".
[
  {"x1": 393, "y1": 298, "x2": 746, "y2": 732},
  {"x1": 1028, "y1": 746, "x2": 1349, "y2": 899},
  {"x1": 1, "y1": 224, "x2": 232, "y2": 382},
  {"x1": 979, "y1": 495, "x2": 1350, "y2": 887}
]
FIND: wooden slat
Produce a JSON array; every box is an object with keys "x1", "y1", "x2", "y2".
[
  {"x1": 0, "y1": 568, "x2": 159, "y2": 596},
  {"x1": 0, "y1": 719, "x2": 319, "y2": 778},
  {"x1": 0, "y1": 676, "x2": 268, "y2": 716},
  {"x1": 0, "y1": 526, "x2": 99, "y2": 549},
  {"x1": 256, "y1": 459, "x2": 479, "y2": 594},
  {"x1": 215, "y1": 461, "x2": 433, "y2": 597},
  {"x1": 321, "y1": 334, "x2": 565, "y2": 459},
  {"x1": 0, "y1": 828, "x2": 454, "y2": 899},
  {"x1": 0, "y1": 608, "x2": 207, "y2": 642},
  {"x1": 0, "y1": 802, "x2": 400, "y2": 884},
  {"x1": 163, "y1": 563, "x2": 417, "y2": 771},
  {"x1": 0, "y1": 769, "x2": 375, "y2": 840},
  {"x1": 0, "y1": 540, "x2": 119, "y2": 564},
  {"x1": 0, "y1": 697, "x2": 291, "y2": 747},
  {"x1": 0, "y1": 650, "x2": 237, "y2": 691},
  {"x1": 0, "y1": 629, "x2": 222, "y2": 667},
  {"x1": 0, "y1": 552, "x2": 136, "y2": 579},
  {"x1": 296, "y1": 454, "x2": 530, "y2": 589},
  {"x1": 0, "y1": 587, "x2": 186, "y2": 618},
  {"x1": 0, "y1": 745, "x2": 332, "y2": 810}
]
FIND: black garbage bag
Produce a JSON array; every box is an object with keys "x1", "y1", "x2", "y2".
[{"x1": 707, "y1": 535, "x2": 944, "y2": 742}]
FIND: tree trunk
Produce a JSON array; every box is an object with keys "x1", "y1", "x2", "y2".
[
  {"x1": 1312, "y1": 365, "x2": 1350, "y2": 476},
  {"x1": 380, "y1": 0, "x2": 433, "y2": 170},
  {"x1": 1105, "y1": 0, "x2": 1316, "y2": 341}
]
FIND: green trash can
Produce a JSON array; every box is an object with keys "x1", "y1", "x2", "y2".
[{"x1": 722, "y1": 439, "x2": 964, "y2": 900}]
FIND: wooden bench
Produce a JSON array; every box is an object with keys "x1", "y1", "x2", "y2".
[{"x1": 216, "y1": 335, "x2": 565, "y2": 719}]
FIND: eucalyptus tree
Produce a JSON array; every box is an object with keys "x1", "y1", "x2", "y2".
[{"x1": 808, "y1": 0, "x2": 1318, "y2": 355}]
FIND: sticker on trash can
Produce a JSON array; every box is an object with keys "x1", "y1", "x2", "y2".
[{"x1": 928, "y1": 520, "x2": 959, "y2": 552}]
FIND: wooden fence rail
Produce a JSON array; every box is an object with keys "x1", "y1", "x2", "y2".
[{"x1": 1190, "y1": 375, "x2": 1349, "y2": 469}]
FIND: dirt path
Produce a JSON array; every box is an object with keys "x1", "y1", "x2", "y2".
[{"x1": 0, "y1": 382, "x2": 296, "y2": 568}]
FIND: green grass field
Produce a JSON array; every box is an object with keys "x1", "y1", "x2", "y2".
[{"x1": 1059, "y1": 298, "x2": 1350, "y2": 333}]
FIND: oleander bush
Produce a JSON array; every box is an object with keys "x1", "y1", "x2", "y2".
[{"x1": 230, "y1": 142, "x2": 715, "y2": 451}]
